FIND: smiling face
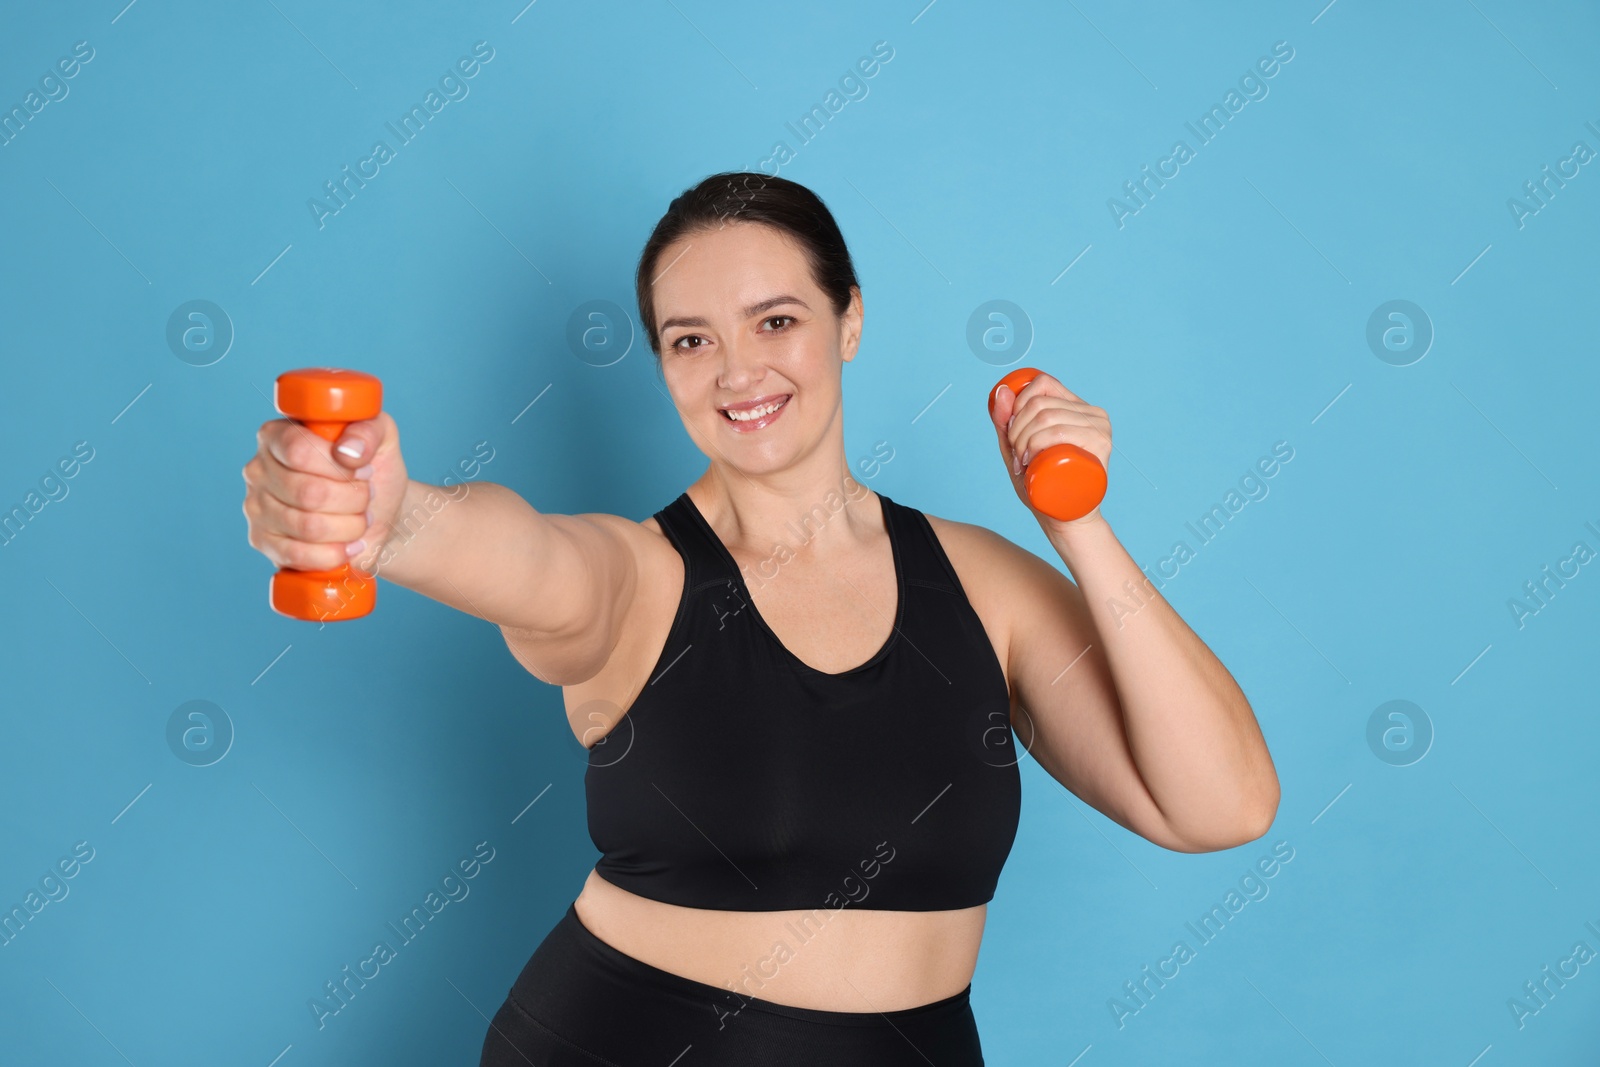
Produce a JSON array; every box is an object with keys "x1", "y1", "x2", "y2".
[{"x1": 652, "y1": 221, "x2": 862, "y2": 473}]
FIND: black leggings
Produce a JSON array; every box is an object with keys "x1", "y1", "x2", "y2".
[{"x1": 478, "y1": 900, "x2": 986, "y2": 1066}]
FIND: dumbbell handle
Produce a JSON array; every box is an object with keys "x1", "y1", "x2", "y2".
[
  {"x1": 988, "y1": 367, "x2": 1107, "y2": 522},
  {"x1": 268, "y1": 368, "x2": 384, "y2": 621}
]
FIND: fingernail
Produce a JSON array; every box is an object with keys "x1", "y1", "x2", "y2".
[
  {"x1": 365, "y1": 509, "x2": 373, "y2": 527},
  {"x1": 368, "y1": 481, "x2": 375, "y2": 502},
  {"x1": 1012, "y1": 452, "x2": 1021, "y2": 475},
  {"x1": 345, "y1": 539, "x2": 366, "y2": 558},
  {"x1": 337, "y1": 439, "x2": 366, "y2": 460},
  {"x1": 355, "y1": 464, "x2": 374, "y2": 479}
]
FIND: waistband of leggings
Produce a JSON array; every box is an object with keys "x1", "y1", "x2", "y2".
[{"x1": 560, "y1": 900, "x2": 974, "y2": 1027}]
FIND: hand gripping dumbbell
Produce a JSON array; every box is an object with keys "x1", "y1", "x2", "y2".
[
  {"x1": 988, "y1": 367, "x2": 1107, "y2": 522},
  {"x1": 269, "y1": 367, "x2": 383, "y2": 621}
]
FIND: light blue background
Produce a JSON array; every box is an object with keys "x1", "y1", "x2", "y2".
[{"x1": 2, "y1": 1, "x2": 1597, "y2": 1063}]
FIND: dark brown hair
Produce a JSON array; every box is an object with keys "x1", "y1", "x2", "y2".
[{"x1": 634, "y1": 171, "x2": 860, "y2": 356}]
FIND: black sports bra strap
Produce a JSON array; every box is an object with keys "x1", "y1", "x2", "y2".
[{"x1": 653, "y1": 493, "x2": 737, "y2": 592}]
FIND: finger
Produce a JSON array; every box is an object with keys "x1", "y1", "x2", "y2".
[
  {"x1": 1017, "y1": 406, "x2": 1107, "y2": 463},
  {"x1": 331, "y1": 414, "x2": 387, "y2": 472},
  {"x1": 249, "y1": 452, "x2": 371, "y2": 516},
  {"x1": 247, "y1": 526, "x2": 361, "y2": 573},
  {"x1": 253, "y1": 489, "x2": 369, "y2": 545},
  {"x1": 1015, "y1": 370, "x2": 1085, "y2": 406},
  {"x1": 990, "y1": 384, "x2": 1023, "y2": 475},
  {"x1": 1007, "y1": 392, "x2": 1102, "y2": 458},
  {"x1": 261, "y1": 418, "x2": 361, "y2": 481}
]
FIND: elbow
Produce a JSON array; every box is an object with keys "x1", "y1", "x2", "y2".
[{"x1": 1166, "y1": 778, "x2": 1281, "y2": 854}]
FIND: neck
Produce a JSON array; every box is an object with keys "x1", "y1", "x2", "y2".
[{"x1": 688, "y1": 451, "x2": 879, "y2": 583}]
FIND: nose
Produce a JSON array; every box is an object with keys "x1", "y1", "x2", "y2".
[{"x1": 716, "y1": 333, "x2": 765, "y2": 394}]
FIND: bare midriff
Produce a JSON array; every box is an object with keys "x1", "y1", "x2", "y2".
[{"x1": 572, "y1": 868, "x2": 987, "y2": 1011}]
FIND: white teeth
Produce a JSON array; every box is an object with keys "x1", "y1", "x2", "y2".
[{"x1": 724, "y1": 396, "x2": 788, "y2": 421}]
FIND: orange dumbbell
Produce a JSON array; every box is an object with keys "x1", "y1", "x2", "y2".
[
  {"x1": 988, "y1": 367, "x2": 1107, "y2": 522},
  {"x1": 269, "y1": 367, "x2": 384, "y2": 621}
]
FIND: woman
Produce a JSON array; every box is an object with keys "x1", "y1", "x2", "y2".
[{"x1": 241, "y1": 172, "x2": 1279, "y2": 1065}]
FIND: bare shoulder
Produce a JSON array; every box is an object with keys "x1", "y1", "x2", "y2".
[
  {"x1": 919, "y1": 512, "x2": 1081, "y2": 686},
  {"x1": 497, "y1": 508, "x2": 682, "y2": 692}
]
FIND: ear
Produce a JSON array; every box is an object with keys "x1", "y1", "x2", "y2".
[{"x1": 839, "y1": 287, "x2": 864, "y2": 363}]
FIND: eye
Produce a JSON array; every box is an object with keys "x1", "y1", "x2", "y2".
[
  {"x1": 761, "y1": 315, "x2": 795, "y2": 332},
  {"x1": 670, "y1": 334, "x2": 708, "y2": 352}
]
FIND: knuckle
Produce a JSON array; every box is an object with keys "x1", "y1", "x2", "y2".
[
  {"x1": 297, "y1": 476, "x2": 329, "y2": 511},
  {"x1": 296, "y1": 507, "x2": 327, "y2": 541}
]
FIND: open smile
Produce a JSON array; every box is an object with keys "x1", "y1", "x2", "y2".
[{"x1": 718, "y1": 394, "x2": 791, "y2": 432}]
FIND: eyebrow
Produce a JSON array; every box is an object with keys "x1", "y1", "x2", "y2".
[{"x1": 659, "y1": 294, "x2": 810, "y2": 333}]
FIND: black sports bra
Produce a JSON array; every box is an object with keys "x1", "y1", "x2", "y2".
[{"x1": 584, "y1": 490, "x2": 1022, "y2": 911}]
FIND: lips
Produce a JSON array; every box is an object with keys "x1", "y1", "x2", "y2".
[{"x1": 719, "y1": 393, "x2": 791, "y2": 431}]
